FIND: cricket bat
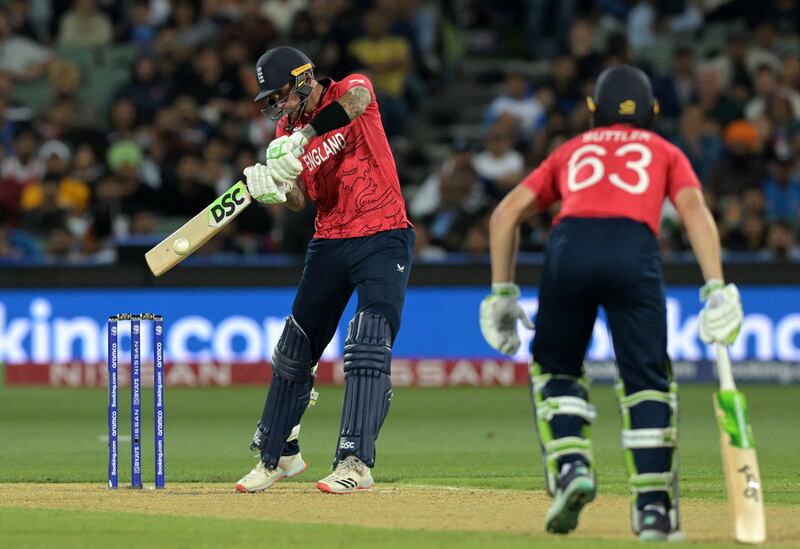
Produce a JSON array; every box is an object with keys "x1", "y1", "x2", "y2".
[
  {"x1": 145, "y1": 180, "x2": 252, "y2": 276},
  {"x1": 713, "y1": 344, "x2": 766, "y2": 544}
]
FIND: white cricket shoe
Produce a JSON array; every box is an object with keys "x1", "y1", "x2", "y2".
[
  {"x1": 234, "y1": 453, "x2": 307, "y2": 493},
  {"x1": 316, "y1": 455, "x2": 374, "y2": 494}
]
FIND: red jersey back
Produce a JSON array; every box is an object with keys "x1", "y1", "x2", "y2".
[
  {"x1": 521, "y1": 124, "x2": 701, "y2": 234},
  {"x1": 277, "y1": 74, "x2": 410, "y2": 239}
]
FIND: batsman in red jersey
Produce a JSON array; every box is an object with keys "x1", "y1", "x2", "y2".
[
  {"x1": 480, "y1": 66, "x2": 743, "y2": 539},
  {"x1": 236, "y1": 47, "x2": 414, "y2": 494}
]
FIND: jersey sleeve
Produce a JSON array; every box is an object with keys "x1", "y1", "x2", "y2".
[
  {"x1": 667, "y1": 146, "x2": 701, "y2": 203},
  {"x1": 336, "y1": 73, "x2": 376, "y2": 98},
  {"x1": 521, "y1": 153, "x2": 560, "y2": 210}
]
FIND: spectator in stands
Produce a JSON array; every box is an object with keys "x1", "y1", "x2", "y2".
[
  {"x1": 524, "y1": 0, "x2": 576, "y2": 59},
  {"x1": 168, "y1": 0, "x2": 219, "y2": 55},
  {"x1": 0, "y1": 125, "x2": 42, "y2": 224},
  {"x1": 349, "y1": 9, "x2": 413, "y2": 100},
  {"x1": 719, "y1": 28, "x2": 753, "y2": 95},
  {"x1": 696, "y1": 61, "x2": 743, "y2": 126},
  {"x1": 106, "y1": 140, "x2": 161, "y2": 195},
  {"x1": 724, "y1": 209, "x2": 768, "y2": 252},
  {"x1": 160, "y1": 152, "x2": 216, "y2": 218},
  {"x1": 219, "y1": 0, "x2": 278, "y2": 61},
  {"x1": 114, "y1": 52, "x2": 174, "y2": 125},
  {"x1": 2, "y1": 125, "x2": 44, "y2": 188},
  {"x1": 674, "y1": 104, "x2": 722, "y2": 182},
  {"x1": 548, "y1": 55, "x2": 582, "y2": 118},
  {"x1": 43, "y1": 224, "x2": 80, "y2": 260},
  {"x1": 48, "y1": 59, "x2": 97, "y2": 127},
  {"x1": 745, "y1": 64, "x2": 800, "y2": 122},
  {"x1": 0, "y1": 220, "x2": 38, "y2": 259},
  {"x1": 473, "y1": 120, "x2": 525, "y2": 197},
  {"x1": 86, "y1": 173, "x2": 125, "y2": 249},
  {"x1": 569, "y1": 19, "x2": 603, "y2": 82},
  {"x1": 464, "y1": 214, "x2": 491, "y2": 259},
  {"x1": 57, "y1": 0, "x2": 113, "y2": 49},
  {"x1": 107, "y1": 96, "x2": 140, "y2": 142},
  {"x1": 126, "y1": 0, "x2": 160, "y2": 50},
  {"x1": 7, "y1": 0, "x2": 39, "y2": 42},
  {"x1": 746, "y1": 21, "x2": 782, "y2": 75},
  {"x1": 762, "y1": 219, "x2": 800, "y2": 261},
  {"x1": 174, "y1": 46, "x2": 244, "y2": 113},
  {"x1": 202, "y1": 138, "x2": 234, "y2": 194},
  {"x1": 21, "y1": 140, "x2": 90, "y2": 215},
  {"x1": 172, "y1": 95, "x2": 213, "y2": 148},
  {"x1": 762, "y1": 150, "x2": 800, "y2": 225},
  {"x1": 409, "y1": 137, "x2": 482, "y2": 220},
  {"x1": 653, "y1": 47, "x2": 697, "y2": 120},
  {"x1": 261, "y1": 0, "x2": 309, "y2": 37},
  {"x1": 707, "y1": 120, "x2": 767, "y2": 198},
  {"x1": 20, "y1": 172, "x2": 71, "y2": 237},
  {"x1": 71, "y1": 142, "x2": 103, "y2": 187},
  {"x1": 484, "y1": 72, "x2": 546, "y2": 141},
  {"x1": 0, "y1": 71, "x2": 34, "y2": 129},
  {"x1": 0, "y1": 8, "x2": 51, "y2": 82},
  {"x1": 423, "y1": 162, "x2": 485, "y2": 251}
]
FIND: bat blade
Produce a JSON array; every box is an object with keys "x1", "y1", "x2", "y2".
[
  {"x1": 145, "y1": 181, "x2": 252, "y2": 276},
  {"x1": 714, "y1": 389, "x2": 766, "y2": 544}
]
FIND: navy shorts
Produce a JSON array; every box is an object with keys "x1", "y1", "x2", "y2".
[
  {"x1": 531, "y1": 218, "x2": 670, "y2": 393},
  {"x1": 291, "y1": 227, "x2": 415, "y2": 363}
]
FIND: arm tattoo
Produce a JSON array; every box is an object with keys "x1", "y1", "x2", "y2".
[{"x1": 337, "y1": 86, "x2": 372, "y2": 120}]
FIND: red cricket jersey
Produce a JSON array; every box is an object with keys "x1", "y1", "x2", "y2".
[
  {"x1": 522, "y1": 124, "x2": 701, "y2": 235},
  {"x1": 277, "y1": 74, "x2": 410, "y2": 239}
]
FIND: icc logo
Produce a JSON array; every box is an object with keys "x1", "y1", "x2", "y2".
[
  {"x1": 155, "y1": 325, "x2": 163, "y2": 335},
  {"x1": 133, "y1": 324, "x2": 140, "y2": 334},
  {"x1": 110, "y1": 326, "x2": 117, "y2": 336}
]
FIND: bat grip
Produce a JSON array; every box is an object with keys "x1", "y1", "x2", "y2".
[{"x1": 716, "y1": 344, "x2": 736, "y2": 391}]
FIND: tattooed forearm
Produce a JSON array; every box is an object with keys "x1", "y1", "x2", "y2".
[{"x1": 337, "y1": 86, "x2": 371, "y2": 119}]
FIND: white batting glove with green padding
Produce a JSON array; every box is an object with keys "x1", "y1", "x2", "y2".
[
  {"x1": 266, "y1": 133, "x2": 307, "y2": 187},
  {"x1": 244, "y1": 163, "x2": 289, "y2": 204},
  {"x1": 699, "y1": 279, "x2": 743, "y2": 345},
  {"x1": 480, "y1": 282, "x2": 534, "y2": 355}
]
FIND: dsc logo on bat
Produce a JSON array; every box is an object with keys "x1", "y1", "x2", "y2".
[{"x1": 208, "y1": 182, "x2": 250, "y2": 227}]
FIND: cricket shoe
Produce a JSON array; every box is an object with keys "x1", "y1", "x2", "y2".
[
  {"x1": 638, "y1": 503, "x2": 671, "y2": 542},
  {"x1": 545, "y1": 461, "x2": 596, "y2": 534},
  {"x1": 234, "y1": 453, "x2": 306, "y2": 493},
  {"x1": 316, "y1": 455, "x2": 374, "y2": 494}
]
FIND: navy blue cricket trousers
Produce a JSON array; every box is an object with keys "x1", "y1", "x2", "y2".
[
  {"x1": 532, "y1": 217, "x2": 671, "y2": 393},
  {"x1": 291, "y1": 227, "x2": 415, "y2": 362}
]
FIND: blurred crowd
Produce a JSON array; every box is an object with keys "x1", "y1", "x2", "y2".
[
  {"x1": 1, "y1": 0, "x2": 800, "y2": 265},
  {"x1": 411, "y1": 0, "x2": 800, "y2": 263},
  {"x1": 0, "y1": 0, "x2": 450, "y2": 262}
]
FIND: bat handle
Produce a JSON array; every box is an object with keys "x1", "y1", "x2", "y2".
[{"x1": 716, "y1": 343, "x2": 736, "y2": 391}]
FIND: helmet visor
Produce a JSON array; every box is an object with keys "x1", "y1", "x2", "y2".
[{"x1": 259, "y1": 82, "x2": 293, "y2": 123}]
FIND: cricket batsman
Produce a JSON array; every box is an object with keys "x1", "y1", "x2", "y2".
[
  {"x1": 235, "y1": 47, "x2": 414, "y2": 494},
  {"x1": 480, "y1": 65, "x2": 743, "y2": 539}
]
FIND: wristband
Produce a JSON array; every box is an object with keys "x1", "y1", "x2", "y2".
[
  {"x1": 491, "y1": 282, "x2": 520, "y2": 297},
  {"x1": 700, "y1": 278, "x2": 724, "y2": 301},
  {"x1": 308, "y1": 101, "x2": 351, "y2": 135}
]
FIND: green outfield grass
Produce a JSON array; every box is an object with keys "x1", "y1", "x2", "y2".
[{"x1": 1, "y1": 379, "x2": 798, "y2": 547}]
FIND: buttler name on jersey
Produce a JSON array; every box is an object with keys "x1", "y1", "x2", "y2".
[{"x1": 301, "y1": 132, "x2": 346, "y2": 170}]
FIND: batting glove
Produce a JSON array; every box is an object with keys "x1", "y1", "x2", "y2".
[
  {"x1": 699, "y1": 279, "x2": 743, "y2": 345},
  {"x1": 244, "y1": 163, "x2": 289, "y2": 204},
  {"x1": 266, "y1": 132, "x2": 307, "y2": 185},
  {"x1": 480, "y1": 283, "x2": 534, "y2": 355}
]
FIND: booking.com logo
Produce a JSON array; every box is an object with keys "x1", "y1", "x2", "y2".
[
  {"x1": 0, "y1": 299, "x2": 340, "y2": 364},
  {"x1": 511, "y1": 297, "x2": 800, "y2": 363},
  {"x1": 1, "y1": 295, "x2": 800, "y2": 363}
]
